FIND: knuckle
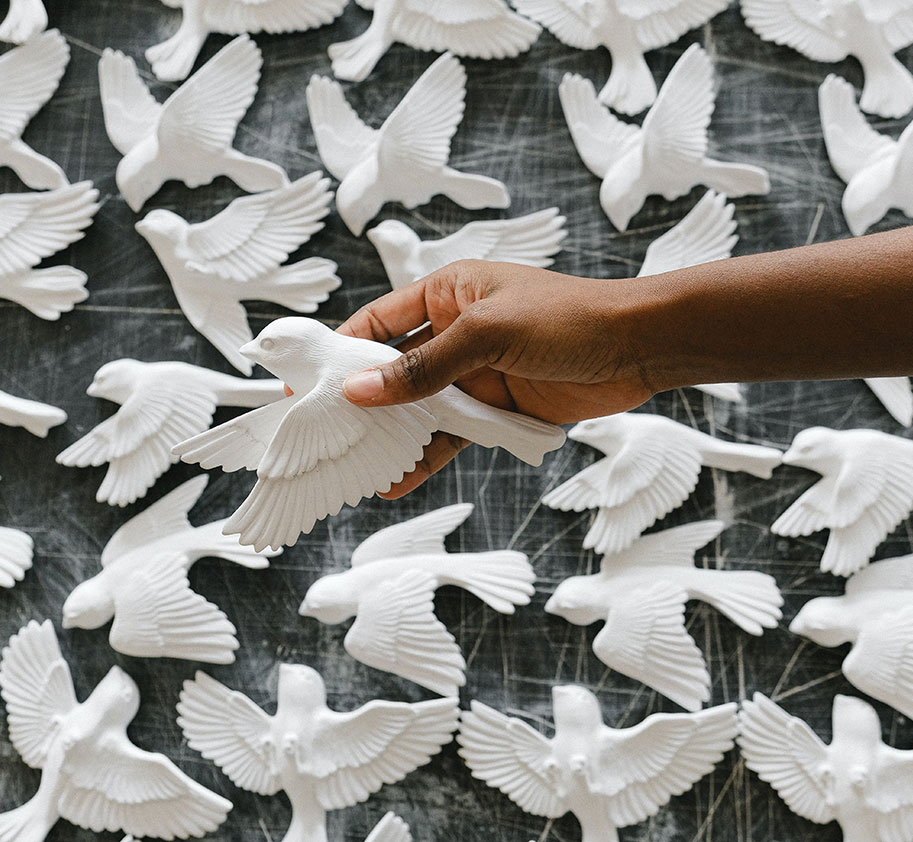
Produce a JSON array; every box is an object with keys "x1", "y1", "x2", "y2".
[{"x1": 396, "y1": 347, "x2": 431, "y2": 390}]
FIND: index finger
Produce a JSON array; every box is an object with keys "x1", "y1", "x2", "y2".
[{"x1": 338, "y1": 278, "x2": 431, "y2": 342}]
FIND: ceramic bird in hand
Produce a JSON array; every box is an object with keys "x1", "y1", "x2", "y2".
[
  {"x1": 0, "y1": 619, "x2": 232, "y2": 842},
  {"x1": 742, "y1": 0, "x2": 913, "y2": 118},
  {"x1": 98, "y1": 35, "x2": 288, "y2": 212},
  {"x1": 173, "y1": 317, "x2": 565, "y2": 551},
  {"x1": 0, "y1": 181, "x2": 98, "y2": 319},
  {"x1": 147, "y1": 0, "x2": 347, "y2": 81},
  {"x1": 542, "y1": 412, "x2": 782, "y2": 556},
  {"x1": 772, "y1": 426, "x2": 913, "y2": 576},
  {"x1": 177, "y1": 663, "x2": 459, "y2": 842},
  {"x1": 545, "y1": 520, "x2": 783, "y2": 711},
  {"x1": 0, "y1": 0, "x2": 46, "y2": 43},
  {"x1": 56, "y1": 358, "x2": 285, "y2": 506},
  {"x1": 0, "y1": 527, "x2": 32, "y2": 589},
  {"x1": 559, "y1": 44, "x2": 770, "y2": 232},
  {"x1": 739, "y1": 692, "x2": 913, "y2": 842},
  {"x1": 327, "y1": 0, "x2": 540, "y2": 82},
  {"x1": 62, "y1": 475, "x2": 278, "y2": 663},
  {"x1": 307, "y1": 53, "x2": 510, "y2": 236},
  {"x1": 299, "y1": 503, "x2": 535, "y2": 696},
  {"x1": 513, "y1": 0, "x2": 729, "y2": 114},
  {"x1": 136, "y1": 172, "x2": 339, "y2": 373},
  {"x1": 458, "y1": 686, "x2": 737, "y2": 842},
  {"x1": 0, "y1": 388, "x2": 66, "y2": 437}
]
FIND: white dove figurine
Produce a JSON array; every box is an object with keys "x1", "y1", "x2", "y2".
[
  {"x1": 772, "y1": 426, "x2": 913, "y2": 576},
  {"x1": 98, "y1": 35, "x2": 288, "y2": 213},
  {"x1": 0, "y1": 29, "x2": 69, "y2": 188},
  {"x1": 742, "y1": 0, "x2": 913, "y2": 118},
  {"x1": 513, "y1": 0, "x2": 729, "y2": 115},
  {"x1": 56, "y1": 358, "x2": 286, "y2": 506},
  {"x1": 542, "y1": 412, "x2": 783, "y2": 556},
  {"x1": 864, "y1": 377, "x2": 913, "y2": 426},
  {"x1": 458, "y1": 686, "x2": 738, "y2": 842},
  {"x1": 306, "y1": 53, "x2": 511, "y2": 236},
  {"x1": 545, "y1": 520, "x2": 783, "y2": 711},
  {"x1": 0, "y1": 388, "x2": 66, "y2": 437},
  {"x1": 366, "y1": 208, "x2": 567, "y2": 290},
  {"x1": 176, "y1": 664, "x2": 459, "y2": 842},
  {"x1": 299, "y1": 503, "x2": 535, "y2": 695},
  {"x1": 0, "y1": 619, "x2": 232, "y2": 842},
  {"x1": 0, "y1": 181, "x2": 98, "y2": 319},
  {"x1": 819, "y1": 73, "x2": 913, "y2": 235},
  {"x1": 739, "y1": 692, "x2": 913, "y2": 842},
  {"x1": 559, "y1": 44, "x2": 771, "y2": 231},
  {"x1": 327, "y1": 0, "x2": 540, "y2": 82},
  {"x1": 147, "y1": 0, "x2": 348, "y2": 81},
  {"x1": 173, "y1": 317, "x2": 566, "y2": 551},
  {"x1": 135, "y1": 172, "x2": 339, "y2": 373},
  {"x1": 62, "y1": 475, "x2": 279, "y2": 663},
  {"x1": 0, "y1": 0, "x2": 46, "y2": 43},
  {"x1": 790, "y1": 553, "x2": 913, "y2": 719},
  {"x1": 0, "y1": 527, "x2": 32, "y2": 589}
]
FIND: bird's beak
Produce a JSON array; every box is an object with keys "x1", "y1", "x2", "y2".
[
  {"x1": 543, "y1": 595, "x2": 559, "y2": 614},
  {"x1": 567, "y1": 423, "x2": 587, "y2": 441},
  {"x1": 298, "y1": 598, "x2": 314, "y2": 617},
  {"x1": 61, "y1": 611, "x2": 76, "y2": 629},
  {"x1": 365, "y1": 227, "x2": 380, "y2": 246},
  {"x1": 134, "y1": 218, "x2": 151, "y2": 236},
  {"x1": 86, "y1": 381, "x2": 101, "y2": 398},
  {"x1": 787, "y1": 615, "x2": 805, "y2": 635},
  {"x1": 780, "y1": 446, "x2": 801, "y2": 466},
  {"x1": 239, "y1": 340, "x2": 261, "y2": 361}
]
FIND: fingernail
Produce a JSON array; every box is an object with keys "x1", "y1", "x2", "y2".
[{"x1": 343, "y1": 369, "x2": 384, "y2": 401}]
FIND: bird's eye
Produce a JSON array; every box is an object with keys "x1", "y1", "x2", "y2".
[{"x1": 260, "y1": 338, "x2": 275, "y2": 352}]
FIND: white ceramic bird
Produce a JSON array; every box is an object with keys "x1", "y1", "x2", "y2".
[
  {"x1": 0, "y1": 527, "x2": 32, "y2": 589},
  {"x1": 0, "y1": 388, "x2": 66, "y2": 437},
  {"x1": 62, "y1": 475, "x2": 279, "y2": 663},
  {"x1": 147, "y1": 0, "x2": 348, "y2": 81},
  {"x1": 790, "y1": 553, "x2": 913, "y2": 719},
  {"x1": 327, "y1": 0, "x2": 540, "y2": 82},
  {"x1": 0, "y1": 619, "x2": 232, "y2": 842},
  {"x1": 0, "y1": 29, "x2": 69, "y2": 188},
  {"x1": 173, "y1": 317, "x2": 566, "y2": 551},
  {"x1": 864, "y1": 377, "x2": 912, "y2": 426},
  {"x1": 0, "y1": 0, "x2": 46, "y2": 43},
  {"x1": 135, "y1": 172, "x2": 339, "y2": 373},
  {"x1": 98, "y1": 35, "x2": 288, "y2": 213},
  {"x1": 458, "y1": 686, "x2": 738, "y2": 842},
  {"x1": 818, "y1": 73, "x2": 913, "y2": 235},
  {"x1": 772, "y1": 426, "x2": 913, "y2": 576},
  {"x1": 176, "y1": 664, "x2": 459, "y2": 842},
  {"x1": 366, "y1": 208, "x2": 567, "y2": 290},
  {"x1": 545, "y1": 520, "x2": 783, "y2": 711},
  {"x1": 0, "y1": 181, "x2": 98, "y2": 319},
  {"x1": 742, "y1": 0, "x2": 913, "y2": 118},
  {"x1": 299, "y1": 503, "x2": 535, "y2": 696},
  {"x1": 739, "y1": 692, "x2": 913, "y2": 842},
  {"x1": 542, "y1": 412, "x2": 783, "y2": 556},
  {"x1": 56, "y1": 358, "x2": 285, "y2": 507},
  {"x1": 306, "y1": 53, "x2": 511, "y2": 236},
  {"x1": 559, "y1": 44, "x2": 771, "y2": 232},
  {"x1": 513, "y1": 0, "x2": 729, "y2": 115}
]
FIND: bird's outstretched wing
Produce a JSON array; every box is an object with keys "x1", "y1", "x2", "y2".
[
  {"x1": 184, "y1": 172, "x2": 333, "y2": 281},
  {"x1": 98, "y1": 49, "x2": 162, "y2": 155},
  {"x1": 621, "y1": 0, "x2": 730, "y2": 51},
  {"x1": 0, "y1": 182, "x2": 99, "y2": 276},
  {"x1": 637, "y1": 190, "x2": 737, "y2": 278},
  {"x1": 0, "y1": 619, "x2": 77, "y2": 769},
  {"x1": 177, "y1": 671, "x2": 280, "y2": 796},
  {"x1": 740, "y1": 0, "x2": 847, "y2": 61},
  {"x1": 865, "y1": 377, "x2": 913, "y2": 427},
  {"x1": 0, "y1": 526, "x2": 32, "y2": 588},
  {"x1": 365, "y1": 813, "x2": 412, "y2": 842},
  {"x1": 306, "y1": 75, "x2": 379, "y2": 181},
  {"x1": 558, "y1": 73, "x2": 641, "y2": 178},
  {"x1": 457, "y1": 700, "x2": 566, "y2": 819},
  {"x1": 351, "y1": 503, "x2": 474, "y2": 565},
  {"x1": 600, "y1": 520, "x2": 725, "y2": 572},
  {"x1": 512, "y1": 0, "x2": 603, "y2": 49},
  {"x1": 737, "y1": 692, "x2": 834, "y2": 824},
  {"x1": 205, "y1": 0, "x2": 347, "y2": 34}
]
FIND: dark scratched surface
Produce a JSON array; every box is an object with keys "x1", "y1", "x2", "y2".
[{"x1": 1, "y1": 1, "x2": 912, "y2": 840}]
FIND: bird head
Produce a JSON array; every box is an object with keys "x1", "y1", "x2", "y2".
[
  {"x1": 298, "y1": 574, "x2": 359, "y2": 624},
  {"x1": 788, "y1": 597, "x2": 852, "y2": 647},
  {"x1": 781, "y1": 427, "x2": 841, "y2": 473},
  {"x1": 116, "y1": 154, "x2": 163, "y2": 213},
  {"x1": 567, "y1": 415, "x2": 624, "y2": 453},
  {"x1": 832, "y1": 694, "x2": 882, "y2": 746},
  {"x1": 62, "y1": 578, "x2": 115, "y2": 630},
  {"x1": 366, "y1": 220, "x2": 420, "y2": 288},
  {"x1": 92, "y1": 665, "x2": 141, "y2": 725},
  {"x1": 86, "y1": 359, "x2": 143, "y2": 403},
  {"x1": 239, "y1": 317, "x2": 336, "y2": 385},
  {"x1": 135, "y1": 209, "x2": 185, "y2": 252},
  {"x1": 544, "y1": 577, "x2": 598, "y2": 626},
  {"x1": 600, "y1": 156, "x2": 644, "y2": 233},
  {"x1": 277, "y1": 663, "x2": 326, "y2": 710},
  {"x1": 551, "y1": 684, "x2": 602, "y2": 731}
]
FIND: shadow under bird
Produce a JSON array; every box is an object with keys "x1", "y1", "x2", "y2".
[{"x1": 0, "y1": 0, "x2": 46, "y2": 42}]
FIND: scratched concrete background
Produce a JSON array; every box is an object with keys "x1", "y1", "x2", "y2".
[{"x1": 1, "y1": 1, "x2": 912, "y2": 840}]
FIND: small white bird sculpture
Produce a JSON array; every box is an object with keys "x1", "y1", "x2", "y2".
[
  {"x1": 742, "y1": 0, "x2": 913, "y2": 118},
  {"x1": 559, "y1": 44, "x2": 770, "y2": 231},
  {"x1": 739, "y1": 692, "x2": 913, "y2": 842},
  {"x1": 772, "y1": 426, "x2": 913, "y2": 576},
  {"x1": 458, "y1": 686, "x2": 738, "y2": 842},
  {"x1": 0, "y1": 619, "x2": 232, "y2": 842},
  {"x1": 98, "y1": 35, "x2": 288, "y2": 213},
  {"x1": 864, "y1": 377, "x2": 913, "y2": 426},
  {"x1": 0, "y1": 0, "x2": 46, "y2": 43},
  {"x1": 62, "y1": 475, "x2": 279, "y2": 663},
  {"x1": 545, "y1": 520, "x2": 783, "y2": 710},
  {"x1": 299, "y1": 503, "x2": 535, "y2": 695},
  {"x1": 174, "y1": 317, "x2": 566, "y2": 551},
  {"x1": 0, "y1": 29, "x2": 69, "y2": 188},
  {"x1": 0, "y1": 388, "x2": 66, "y2": 437},
  {"x1": 0, "y1": 527, "x2": 32, "y2": 589},
  {"x1": 0, "y1": 181, "x2": 98, "y2": 319},
  {"x1": 513, "y1": 0, "x2": 729, "y2": 114},
  {"x1": 542, "y1": 412, "x2": 782, "y2": 556},
  {"x1": 147, "y1": 0, "x2": 348, "y2": 81},
  {"x1": 176, "y1": 664, "x2": 459, "y2": 842},
  {"x1": 56, "y1": 358, "x2": 286, "y2": 507},
  {"x1": 135, "y1": 172, "x2": 339, "y2": 373},
  {"x1": 327, "y1": 0, "x2": 540, "y2": 82},
  {"x1": 306, "y1": 53, "x2": 511, "y2": 236}
]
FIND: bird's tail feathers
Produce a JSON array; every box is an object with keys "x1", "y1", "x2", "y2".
[
  {"x1": 699, "y1": 441, "x2": 782, "y2": 478},
  {"x1": 188, "y1": 520, "x2": 279, "y2": 567},
  {"x1": 0, "y1": 801, "x2": 54, "y2": 842},
  {"x1": 445, "y1": 551, "x2": 535, "y2": 614},
  {"x1": 2, "y1": 267, "x2": 88, "y2": 320},
  {"x1": 243, "y1": 259, "x2": 341, "y2": 314},
  {"x1": 327, "y1": 32, "x2": 387, "y2": 82},
  {"x1": 698, "y1": 160, "x2": 770, "y2": 199},
  {"x1": 0, "y1": 139, "x2": 68, "y2": 190},
  {"x1": 598, "y1": 53, "x2": 656, "y2": 115},
  {"x1": 439, "y1": 168, "x2": 510, "y2": 211},
  {"x1": 860, "y1": 54, "x2": 913, "y2": 119},
  {"x1": 688, "y1": 568, "x2": 783, "y2": 635},
  {"x1": 221, "y1": 149, "x2": 289, "y2": 194}
]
